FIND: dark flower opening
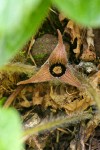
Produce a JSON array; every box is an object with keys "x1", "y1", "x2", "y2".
[{"x1": 49, "y1": 63, "x2": 66, "y2": 77}]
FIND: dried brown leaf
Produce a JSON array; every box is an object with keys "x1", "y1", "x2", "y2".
[
  {"x1": 89, "y1": 70, "x2": 100, "y2": 88},
  {"x1": 81, "y1": 28, "x2": 96, "y2": 61},
  {"x1": 65, "y1": 20, "x2": 83, "y2": 58},
  {"x1": 32, "y1": 91, "x2": 43, "y2": 106},
  {"x1": 20, "y1": 101, "x2": 31, "y2": 107},
  {"x1": 64, "y1": 96, "x2": 94, "y2": 113},
  {"x1": 85, "y1": 113, "x2": 100, "y2": 142},
  {"x1": 59, "y1": 13, "x2": 66, "y2": 22}
]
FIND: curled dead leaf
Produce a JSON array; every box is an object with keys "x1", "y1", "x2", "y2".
[
  {"x1": 81, "y1": 28, "x2": 96, "y2": 61},
  {"x1": 64, "y1": 20, "x2": 83, "y2": 58},
  {"x1": 32, "y1": 91, "x2": 43, "y2": 106},
  {"x1": 89, "y1": 70, "x2": 100, "y2": 88},
  {"x1": 81, "y1": 47, "x2": 96, "y2": 61}
]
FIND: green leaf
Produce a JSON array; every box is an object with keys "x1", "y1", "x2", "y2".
[
  {"x1": 52, "y1": 0, "x2": 100, "y2": 27},
  {"x1": 0, "y1": 0, "x2": 51, "y2": 67},
  {"x1": 0, "y1": 97, "x2": 7, "y2": 106},
  {"x1": 0, "y1": 108, "x2": 23, "y2": 150}
]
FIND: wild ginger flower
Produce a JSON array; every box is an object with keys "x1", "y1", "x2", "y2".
[{"x1": 17, "y1": 29, "x2": 81, "y2": 87}]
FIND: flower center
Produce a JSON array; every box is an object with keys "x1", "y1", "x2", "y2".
[
  {"x1": 53, "y1": 66, "x2": 62, "y2": 74},
  {"x1": 49, "y1": 63, "x2": 66, "y2": 77}
]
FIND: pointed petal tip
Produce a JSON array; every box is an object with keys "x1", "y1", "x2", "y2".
[
  {"x1": 17, "y1": 63, "x2": 52, "y2": 85},
  {"x1": 57, "y1": 29, "x2": 60, "y2": 34},
  {"x1": 57, "y1": 29, "x2": 61, "y2": 35},
  {"x1": 57, "y1": 29, "x2": 63, "y2": 45},
  {"x1": 17, "y1": 79, "x2": 32, "y2": 85},
  {"x1": 60, "y1": 68, "x2": 82, "y2": 88},
  {"x1": 49, "y1": 29, "x2": 67, "y2": 65},
  {"x1": 17, "y1": 82, "x2": 21, "y2": 86}
]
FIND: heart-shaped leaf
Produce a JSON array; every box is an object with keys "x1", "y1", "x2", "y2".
[
  {"x1": 0, "y1": 0, "x2": 51, "y2": 66},
  {"x1": 52, "y1": 0, "x2": 100, "y2": 27},
  {"x1": 0, "y1": 108, "x2": 22, "y2": 150}
]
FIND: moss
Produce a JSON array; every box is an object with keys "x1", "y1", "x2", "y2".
[{"x1": 34, "y1": 53, "x2": 47, "y2": 60}]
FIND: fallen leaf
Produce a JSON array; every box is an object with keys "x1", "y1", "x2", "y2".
[
  {"x1": 89, "y1": 70, "x2": 100, "y2": 88},
  {"x1": 65, "y1": 20, "x2": 83, "y2": 58},
  {"x1": 32, "y1": 91, "x2": 43, "y2": 105},
  {"x1": 81, "y1": 28, "x2": 96, "y2": 61}
]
